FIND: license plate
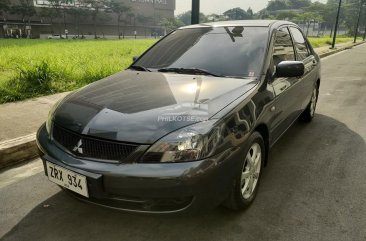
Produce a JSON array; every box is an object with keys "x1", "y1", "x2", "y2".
[{"x1": 46, "y1": 162, "x2": 89, "y2": 198}]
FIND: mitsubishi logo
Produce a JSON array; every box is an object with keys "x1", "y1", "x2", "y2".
[{"x1": 73, "y1": 139, "x2": 83, "y2": 154}]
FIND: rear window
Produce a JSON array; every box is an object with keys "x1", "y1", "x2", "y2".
[{"x1": 135, "y1": 27, "x2": 269, "y2": 78}]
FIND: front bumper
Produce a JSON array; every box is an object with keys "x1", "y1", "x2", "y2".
[{"x1": 36, "y1": 124, "x2": 243, "y2": 214}]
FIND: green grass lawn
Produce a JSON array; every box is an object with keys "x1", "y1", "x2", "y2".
[
  {"x1": 0, "y1": 39, "x2": 156, "y2": 103},
  {"x1": 307, "y1": 37, "x2": 356, "y2": 48},
  {"x1": 0, "y1": 37, "x2": 361, "y2": 103}
]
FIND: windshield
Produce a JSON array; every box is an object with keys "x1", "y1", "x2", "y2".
[{"x1": 134, "y1": 26, "x2": 269, "y2": 78}]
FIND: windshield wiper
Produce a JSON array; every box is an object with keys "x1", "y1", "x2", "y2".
[
  {"x1": 129, "y1": 65, "x2": 151, "y2": 72},
  {"x1": 158, "y1": 68, "x2": 225, "y2": 77}
]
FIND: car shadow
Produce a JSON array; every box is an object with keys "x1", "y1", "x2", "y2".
[{"x1": 1, "y1": 114, "x2": 365, "y2": 241}]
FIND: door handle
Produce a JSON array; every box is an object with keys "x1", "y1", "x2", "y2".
[{"x1": 312, "y1": 60, "x2": 317, "y2": 66}]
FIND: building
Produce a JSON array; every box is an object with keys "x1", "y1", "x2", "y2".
[{"x1": 0, "y1": 0, "x2": 176, "y2": 38}]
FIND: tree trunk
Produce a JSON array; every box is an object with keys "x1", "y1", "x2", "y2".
[
  {"x1": 118, "y1": 15, "x2": 121, "y2": 39},
  {"x1": 28, "y1": 17, "x2": 31, "y2": 38},
  {"x1": 93, "y1": 10, "x2": 98, "y2": 39},
  {"x1": 317, "y1": 22, "x2": 321, "y2": 37},
  {"x1": 74, "y1": 16, "x2": 79, "y2": 38},
  {"x1": 22, "y1": 16, "x2": 26, "y2": 38},
  {"x1": 77, "y1": 20, "x2": 80, "y2": 38},
  {"x1": 50, "y1": 17, "x2": 54, "y2": 33},
  {"x1": 63, "y1": 10, "x2": 67, "y2": 39},
  {"x1": 93, "y1": 14, "x2": 97, "y2": 39},
  {"x1": 58, "y1": 9, "x2": 62, "y2": 37},
  {"x1": 330, "y1": 24, "x2": 334, "y2": 38},
  {"x1": 306, "y1": 21, "x2": 311, "y2": 37},
  {"x1": 94, "y1": 19, "x2": 97, "y2": 39},
  {"x1": 2, "y1": 15, "x2": 8, "y2": 37}
]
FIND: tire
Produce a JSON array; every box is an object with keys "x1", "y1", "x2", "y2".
[
  {"x1": 223, "y1": 132, "x2": 265, "y2": 211},
  {"x1": 300, "y1": 85, "x2": 319, "y2": 122}
]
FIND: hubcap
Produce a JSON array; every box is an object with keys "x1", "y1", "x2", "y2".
[
  {"x1": 310, "y1": 88, "x2": 318, "y2": 117},
  {"x1": 241, "y1": 143, "x2": 262, "y2": 199}
]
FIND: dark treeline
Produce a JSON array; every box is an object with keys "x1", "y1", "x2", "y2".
[{"x1": 165, "y1": 0, "x2": 366, "y2": 36}]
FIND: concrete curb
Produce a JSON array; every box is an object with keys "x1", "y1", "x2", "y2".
[
  {"x1": 0, "y1": 41, "x2": 365, "y2": 170},
  {"x1": 0, "y1": 133, "x2": 38, "y2": 169},
  {"x1": 318, "y1": 41, "x2": 365, "y2": 58}
]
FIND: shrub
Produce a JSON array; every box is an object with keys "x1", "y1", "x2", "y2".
[{"x1": 0, "y1": 61, "x2": 59, "y2": 103}]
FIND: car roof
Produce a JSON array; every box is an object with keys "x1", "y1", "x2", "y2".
[{"x1": 179, "y1": 20, "x2": 295, "y2": 29}]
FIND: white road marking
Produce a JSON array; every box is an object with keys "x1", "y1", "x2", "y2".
[{"x1": 0, "y1": 159, "x2": 44, "y2": 189}]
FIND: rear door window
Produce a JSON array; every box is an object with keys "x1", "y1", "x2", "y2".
[{"x1": 289, "y1": 27, "x2": 311, "y2": 60}]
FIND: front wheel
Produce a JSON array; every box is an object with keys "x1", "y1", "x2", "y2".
[
  {"x1": 223, "y1": 132, "x2": 265, "y2": 210},
  {"x1": 300, "y1": 86, "x2": 319, "y2": 122}
]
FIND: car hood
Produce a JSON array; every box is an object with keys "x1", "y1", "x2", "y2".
[{"x1": 53, "y1": 70, "x2": 257, "y2": 144}]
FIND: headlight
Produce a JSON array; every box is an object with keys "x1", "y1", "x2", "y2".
[
  {"x1": 141, "y1": 120, "x2": 225, "y2": 163},
  {"x1": 46, "y1": 99, "x2": 63, "y2": 134}
]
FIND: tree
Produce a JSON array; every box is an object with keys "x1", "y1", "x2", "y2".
[
  {"x1": 39, "y1": 8, "x2": 57, "y2": 33},
  {"x1": 0, "y1": 0, "x2": 10, "y2": 20},
  {"x1": 275, "y1": 11, "x2": 299, "y2": 21},
  {"x1": 223, "y1": 8, "x2": 251, "y2": 20},
  {"x1": 267, "y1": 0, "x2": 289, "y2": 11},
  {"x1": 136, "y1": 14, "x2": 153, "y2": 37},
  {"x1": 45, "y1": 0, "x2": 76, "y2": 37},
  {"x1": 107, "y1": 0, "x2": 130, "y2": 39},
  {"x1": 136, "y1": 14, "x2": 152, "y2": 25},
  {"x1": 0, "y1": 0, "x2": 10, "y2": 37},
  {"x1": 247, "y1": 7, "x2": 254, "y2": 18},
  {"x1": 257, "y1": 9, "x2": 272, "y2": 19},
  {"x1": 262, "y1": 0, "x2": 348, "y2": 37},
  {"x1": 69, "y1": 7, "x2": 89, "y2": 37},
  {"x1": 11, "y1": 0, "x2": 36, "y2": 37},
  {"x1": 159, "y1": 17, "x2": 184, "y2": 34},
  {"x1": 11, "y1": 0, "x2": 36, "y2": 22},
  {"x1": 323, "y1": 0, "x2": 346, "y2": 37},
  {"x1": 127, "y1": 12, "x2": 135, "y2": 25},
  {"x1": 47, "y1": 0, "x2": 65, "y2": 36},
  {"x1": 296, "y1": 12, "x2": 319, "y2": 36},
  {"x1": 176, "y1": 11, "x2": 207, "y2": 25},
  {"x1": 177, "y1": 11, "x2": 191, "y2": 25},
  {"x1": 343, "y1": 0, "x2": 364, "y2": 35},
  {"x1": 205, "y1": 13, "x2": 227, "y2": 22},
  {"x1": 287, "y1": 0, "x2": 311, "y2": 9},
  {"x1": 83, "y1": 0, "x2": 108, "y2": 39}
]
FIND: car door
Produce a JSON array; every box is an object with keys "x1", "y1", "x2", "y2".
[
  {"x1": 289, "y1": 27, "x2": 318, "y2": 110},
  {"x1": 269, "y1": 27, "x2": 304, "y2": 142}
]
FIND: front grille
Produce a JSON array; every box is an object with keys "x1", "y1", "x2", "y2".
[{"x1": 52, "y1": 124, "x2": 139, "y2": 162}]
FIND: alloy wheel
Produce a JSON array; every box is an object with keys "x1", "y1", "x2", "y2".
[
  {"x1": 310, "y1": 88, "x2": 318, "y2": 117},
  {"x1": 241, "y1": 143, "x2": 262, "y2": 199}
]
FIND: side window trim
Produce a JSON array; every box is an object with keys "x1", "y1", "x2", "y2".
[
  {"x1": 304, "y1": 38, "x2": 314, "y2": 56},
  {"x1": 289, "y1": 26, "x2": 312, "y2": 61},
  {"x1": 272, "y1": 26, "x2": 296, "y2": 63},
  {"x1": 284, "y1": 26, "x2": 297, "y2": 61}
]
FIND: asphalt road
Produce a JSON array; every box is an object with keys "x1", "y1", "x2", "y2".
[{"x1": 1, "y1": 44, "x2": 366, "y2": 241}]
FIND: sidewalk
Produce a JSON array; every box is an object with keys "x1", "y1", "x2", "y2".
[
  {"x1": 0, "y1": 41, "x2": 364, "y2": 168},
  {"x1": 314, "y1": 41, "x2": 359, "y2": 56},
  {"x1": 0, "y1": 92, "x2": 69, "y2": 142}
]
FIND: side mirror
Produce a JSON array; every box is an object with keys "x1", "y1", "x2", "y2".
[
  {"x1": 132, "y1": 56, "x2": 139, "y2": 62},
  {"x1": 276, "y1": 61, "x2": 305, "y2": 78}
]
